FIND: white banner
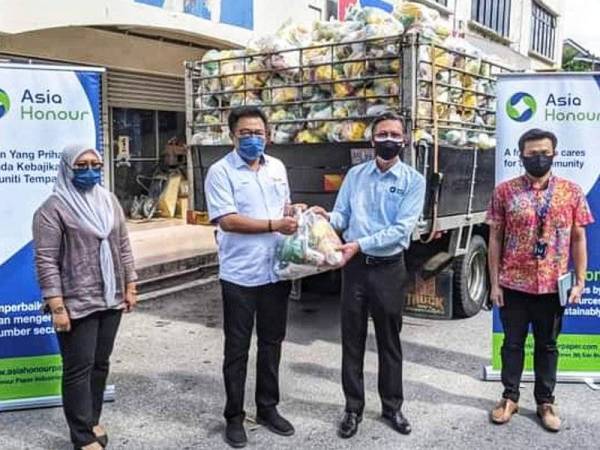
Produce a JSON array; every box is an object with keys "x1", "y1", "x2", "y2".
[
  {"x1": 0, "y1": 64, "x2": 104, "y2": 408},
  {"x1": 491, "y1": 73, "x2": 600, "y2": 376}
]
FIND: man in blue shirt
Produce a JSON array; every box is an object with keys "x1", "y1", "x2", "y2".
[
  {"x1": 205, "y1": 106, "x2": 299, "y2": 448},
  {"x1": 315, "y1": 112, "x2": 425, "y2": 439}
]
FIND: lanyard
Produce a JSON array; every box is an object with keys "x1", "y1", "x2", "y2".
[{"x1": 526, "y1": 176, "x2": 555, "y2": 239}]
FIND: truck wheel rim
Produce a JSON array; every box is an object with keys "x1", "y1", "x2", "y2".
[{"x1": 468, "y1": 250, "x2": 486, "y2": 303}]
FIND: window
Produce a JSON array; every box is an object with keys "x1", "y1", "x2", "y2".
[
  {"x1": 112, "y1": 108, "x2": 185, "y2": 206},
  {"x1": 113, "y1": 109, "x2": 156, "y2": 159},
  {"x1": 471, "y1": 0, "x2": 512, "y2": 38},
  {"x1": 531, "y1": 1, "x2": 557, "y2": 59},
  {"x1": 326, "y1": 0, "x2": 338, "y2": 19},
  {"x1": 433, "y1": 0, "x2": 448, "y2": 6}
]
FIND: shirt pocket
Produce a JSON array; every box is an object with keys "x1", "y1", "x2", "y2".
[
  {"x1": 233, "y1": 182, "x2": 256, "y2": 214},
  {"x1": 270, "y1": 180, "x2": 289, "y2": 204},
  {"x1": 382, "y1": 184, "x2": 405, "y2": 215}
]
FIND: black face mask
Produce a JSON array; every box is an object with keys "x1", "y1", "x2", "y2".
[
  {"x1": 374, "y1": 140, "x2": 403, "y2": 161},
  {"x1": 522, "y1": 154, "x2": 554, "y2": 178}
]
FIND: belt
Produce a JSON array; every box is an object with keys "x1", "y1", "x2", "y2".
[{"x1": 358, "y1": 252, "x2": 403, "y2": 266}]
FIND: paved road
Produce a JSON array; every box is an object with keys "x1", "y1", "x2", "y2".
[{"x1": 2, "y1": 284, "x2": 599, "y2": 449}]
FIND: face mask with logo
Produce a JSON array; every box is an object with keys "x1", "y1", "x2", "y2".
[
  {"x1": 72, "y1": 168, "x2": 102, "y2": 191},
  {"x1": 374, "y1": 139, "x2": 403, "y2": 161},
  {"x1": 237, "y1": 135, "x2": 266, "y2": 162},
  {"x1": 522, "y1": 154, "x2": 553, "y2": 178}
]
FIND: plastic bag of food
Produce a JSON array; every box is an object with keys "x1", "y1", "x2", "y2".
[
  {"x1": 341, "y1": 121, "x2": 367, "y2": 141},
  {"x1": 417, "y1": 101, "x2": 432, "y2": 119},
  {"x1": 270, "y1": 109, "x2": 303, "y2": 143},
  {"x1": 275, "y1": 210, "x2": 343, "y2": 280},
  {"x1": 333, "y1": 81, "x2": 355, "y2": 98},
  {"x1": 271, "y1": 86, "x2": 300, "y2": 104},
  {"x1": 276, "y1": 19, "x2": 313, "y2": 48},
  {"x1": 295, "y1": 129, "x2": 326, "y2": 143},
  {"x1": 414, "y1": 128, "x2": 433, "y2": 144},
  {"x1": 462, "y1": 92, "x2": 476, "y2": 109},
  {"x1": 393, "y1": 1, "x2": 440, "y2": 36},
  {"x1": 435, "y1": 86, "x2": 450, "y2": 103},
  {"x1": 372, "y1": 78, "x2": 400, "y2": 97},
  {"x1": 443, "y1": 129, "x2": 467, "y2": 146},
  {"x1": 303, "y1": 46, "x2": 331, "y2": 66},
  {"x1": 343, "y1": 60, "x2": 366, "y2": 79}
]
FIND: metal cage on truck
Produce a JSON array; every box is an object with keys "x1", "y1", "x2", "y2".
[{"x1": 185, "y1": 33, "x2": 511, "y2": 318}]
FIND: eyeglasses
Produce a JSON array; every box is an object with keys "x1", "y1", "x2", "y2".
[
  {"x1": 73, "y1": 162, "x2": 103, "y2": 170},
  {"x1": 236, "y1": 129, "x2": 266, "y2": 138},
  {"x1": 374, "y1": 132, "x2": 404, "y2": 143}
]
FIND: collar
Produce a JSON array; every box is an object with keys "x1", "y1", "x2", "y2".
[
  {"x1": 521, "y1": 173, "x2": 554, "y2": 191},
  {"x1": 368, "y1": 158, "x2": 404, "y2": 178},
  {"x1": 230, "y1": 150, "x2": 267, "y2": 169}
]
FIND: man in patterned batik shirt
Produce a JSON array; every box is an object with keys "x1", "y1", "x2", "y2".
[{"x1": 486, "y1": 128, "x2": 594, "y2": 432}]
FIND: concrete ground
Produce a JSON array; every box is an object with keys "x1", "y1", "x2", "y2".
[{"x1": 1, "y1": 285, "x2": 599, "y2": 450}]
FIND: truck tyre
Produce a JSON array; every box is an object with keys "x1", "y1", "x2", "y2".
[{"x1": 452, "y1": 235, "x2": 488, "y2": 318}]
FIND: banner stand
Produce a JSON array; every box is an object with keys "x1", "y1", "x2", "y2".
[
  {"x1": 0, "y1": 64, "x2": 108, "y2": 410},
  {"x1": 482, "y1": 367, "x2": 600, "y2": 386},
  {"x1": 0, "y1": 385, "x2": 115, "y2": 412},
  {"x1": 488, "y1": 72, "x2": 600, "y2": 385}
]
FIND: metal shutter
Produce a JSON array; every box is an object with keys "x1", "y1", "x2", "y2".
[{"x1": 107, "y1": 70, "x2": 185, "y2": 111}]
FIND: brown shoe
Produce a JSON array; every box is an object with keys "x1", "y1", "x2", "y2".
[
  {"x1": 537, "y1": 403, "x2": 561, "y2": 432},
  {"x1": 491, "y1": 398, "x2": 519, "y2": 424}
]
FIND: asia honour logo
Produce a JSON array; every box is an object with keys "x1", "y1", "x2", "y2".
[
  {"x1": 0, "y1": 89, "x2": 10, "y2": 119},
  {"x1": 506, "y1": 92, "x2": 537, "y2": 122}
]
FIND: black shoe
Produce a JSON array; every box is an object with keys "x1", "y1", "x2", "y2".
[
  {"x1": 383, "y1": 410, "x2": 412, "y2": 435},
  {"x1": 338, "y1": 412, "x2": 362, "y2": 439},
  {"x1": 256, "y1": 408, "x2": 295, "y2": 437},
  {"x1": 225, "y1": 418, "x2": 247, "y2": 448},
  {"x1": 96, "y1": 434, "x2": 108, "y2": 448}
]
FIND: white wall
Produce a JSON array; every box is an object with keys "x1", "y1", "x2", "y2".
[
  {"x1": 0, "y1": 0, "x2": 252, "y2": 47},
  {"x1": 447, "y1": 0, "x2": 564, "y2": 69},
  {"x1": 254, "y1": 0, "x2": 328, "y2": 34}
]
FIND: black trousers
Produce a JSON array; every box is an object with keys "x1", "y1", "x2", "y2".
[
  {"x1": 341, "y1": 255, "x2": 408, "y2": 416},
  {"x1": 57, "y1": 309, "x2": 122, "y2": 448},
  {"x1": 221, "y1": 280, "x2": 291, "y2": 420},
  {"x1": 500, "y1": 289, "x2": 564, "y2": 405}
]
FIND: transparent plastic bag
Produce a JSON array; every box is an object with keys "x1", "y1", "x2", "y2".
[{"x1": 274, "y1": 210, "x2": 343, "y2": 280}]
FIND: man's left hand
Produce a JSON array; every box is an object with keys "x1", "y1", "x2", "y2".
[
  {"x1": 568, "y1": 283, "x2": 584, "y2": 304},
  {"x1": 339, "y1": 242, "x2": 360, "y2": 266},
  {"x1": 285, "y1": 203, "x2": 308, "y2": 216}
]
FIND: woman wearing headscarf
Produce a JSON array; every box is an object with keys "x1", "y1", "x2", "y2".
[{"x1": 33, "y1": 144, "x2": 137, "y2": 450}]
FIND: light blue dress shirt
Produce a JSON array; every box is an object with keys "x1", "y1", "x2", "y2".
[
  {"x1": 330, "y1": 159, "x2": 426, "y2": 257},
  {"x1": 205, "y1": 150, "x2": 290, "y2": 287}
]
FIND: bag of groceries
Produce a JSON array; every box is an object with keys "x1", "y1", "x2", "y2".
[{"x1": 274, "y1": 209, "x2": 344, "y2": 280}]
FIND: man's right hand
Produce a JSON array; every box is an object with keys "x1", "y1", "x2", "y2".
[
  {"x1": 274, "y1": 217, "x2": 298, "y2": 235},
  {"x1": 309, "y1": 206, "x2": 329, "y2": 220},
  {"x1": 490, "y1": 285, "x2": 504, "y2": 308}
]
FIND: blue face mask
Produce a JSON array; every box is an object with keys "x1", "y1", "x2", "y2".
[
  {"x1": 237, "y1": 135, "x2": 266, "y2": 162},
  {"x1": 72, "y1": 168, "x2": 102, "y2": 191}
]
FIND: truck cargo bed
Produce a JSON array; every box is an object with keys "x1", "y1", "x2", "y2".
[{"x1": 191, "y1": 142, "x2": 494, "y2": 226}]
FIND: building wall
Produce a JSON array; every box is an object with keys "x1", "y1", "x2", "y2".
[
  {"x1": 428, "y1": 0, "x2": 564, "y2": 69},
  {"x1": 0, "y1": 27, "x2": 204, "y2": 77}
]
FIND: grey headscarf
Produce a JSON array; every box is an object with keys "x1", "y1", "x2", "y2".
[{"x1": 53, "y1": 144, "x2": 118, "y2": 307}]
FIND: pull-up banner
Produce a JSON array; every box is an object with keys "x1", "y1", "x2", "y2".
[
  {"x1": 485, "y1": 73, "x2": 600, "y2": 382},
  {"x1": 0, "y1": 64, "x2": 104, "y2": 410}
]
